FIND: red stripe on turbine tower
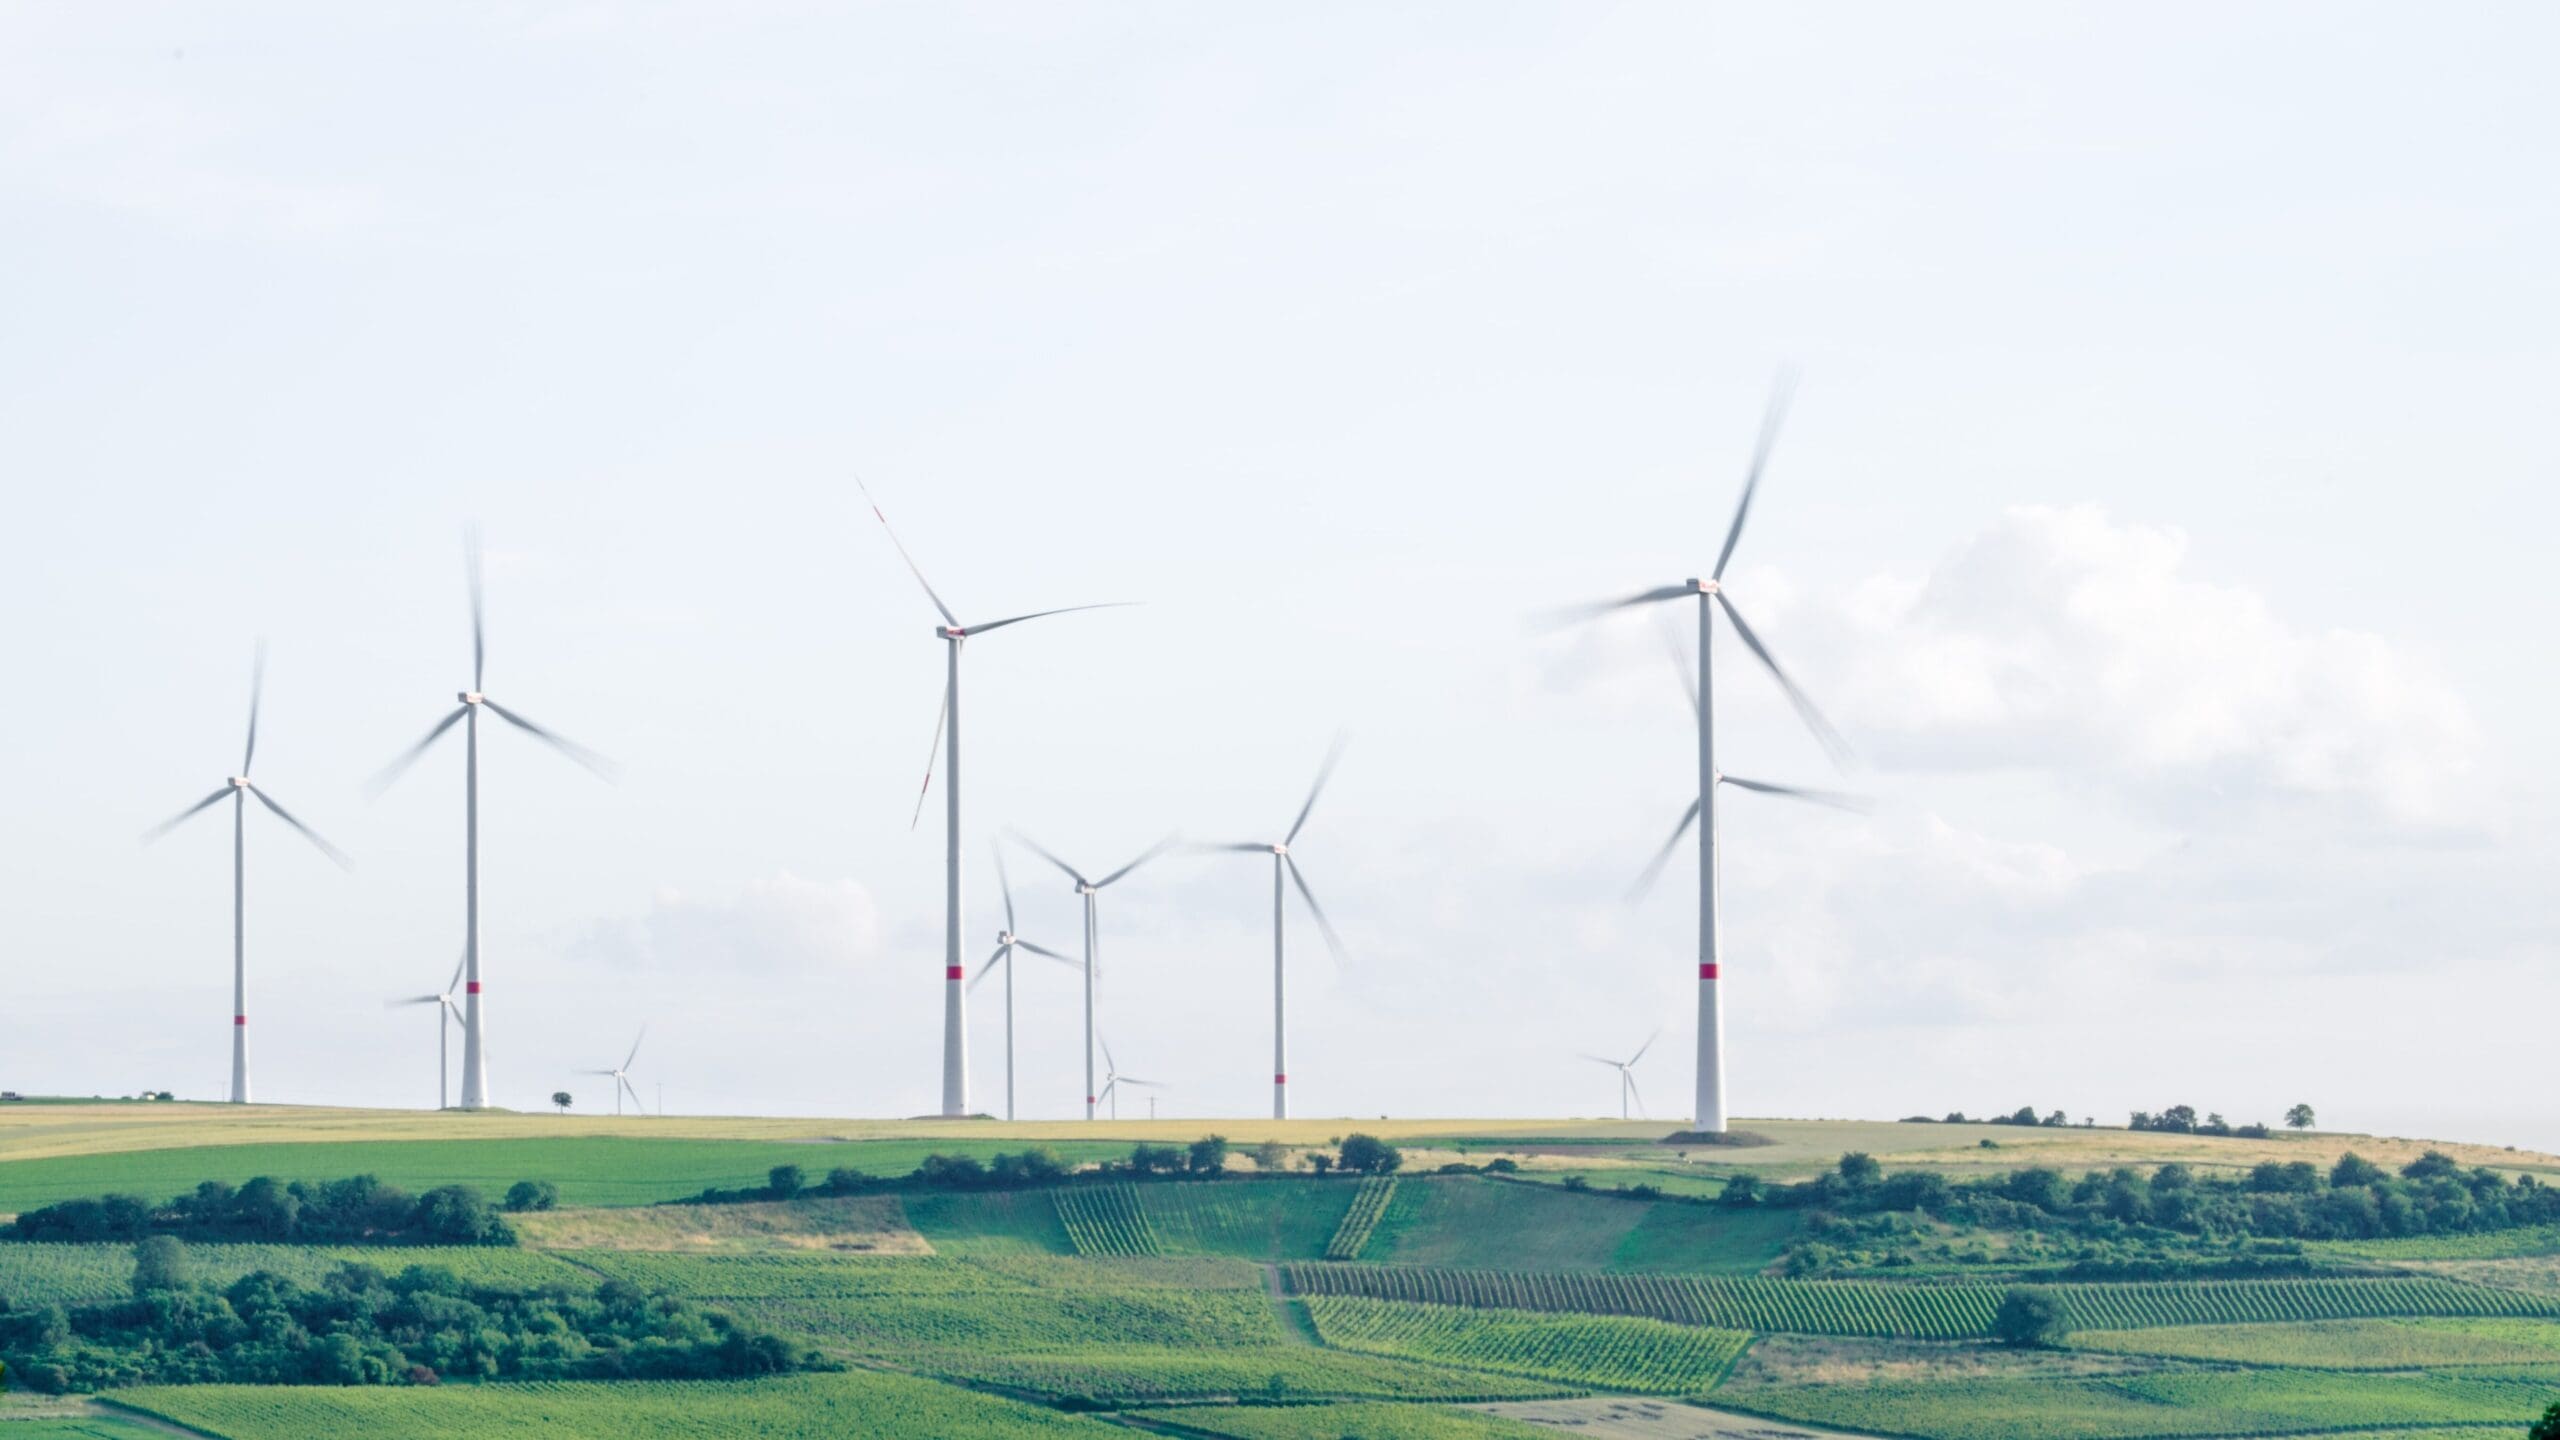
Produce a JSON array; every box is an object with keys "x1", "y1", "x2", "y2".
[
  {"x1": 234, "y1": 1015, "x2": 246, "y2": 1025},
  {"x1": 1275, "y1": 1074, "x2": 1287, "y2": 1083},
  {"x1": 1699, "y1": 963, "x2": 1720, "y2": 979},
  {"x1": 467, "y1": 981, "x2": 482, "y2": 994},
  {"x1": 945, "y1": 966, "x2": 964, "y2": 980}
]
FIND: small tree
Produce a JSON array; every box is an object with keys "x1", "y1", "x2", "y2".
[
  {"x1": 1718, "y1": 1171, "x2": 1763, "y2": 1207},
  {"x1": 1251, "y1": 1139, "x2": 1289, "y2": 1174},
  {"x1": 2329, "y1": 1153, "x2": 2383, "y2": 1188},
  {"x1": 1187, "y1": 1135, "x2": 1230, "y2": 1175},
  {"x1": 1837, "y1": 1152, "x2": 1881, "y2": 1188},
  {"x1": 2285, "y1": 1103, "x2": 2316, "y2": 1130},
  {"x1": 1305, "y1": 1152, "x2": 1334, "y2": 1176},
  {"x1": 132, "y1": 1235, "x2": 191, "y2": 1294},
  {"x1": 1337, "y1": 1134, "x2": 1402, "y2": 1176},
  {"x1": 2529, "y1": 1398, "x2": 2560, "y2": 1440},
  {"x1": 551, "y1": 1091, "x2": 572, "y2": 1114},
  {"x1": 768, "y1": 1165, "x2": 806, "y2": 1199},
  {"x1": 503, "y1": 1180, "x2": 560, "y2": 1213},
  {"x1": 1992, "y1": 1287, "x2": 2069, "y2": 1348}
]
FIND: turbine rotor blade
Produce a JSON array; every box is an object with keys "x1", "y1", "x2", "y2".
[
  {"x1": 1628, "y1": 1027, "x2": 1663, "y2": 1066},
  {"x1": 1625, "y1": 1070, "x2": 1647, "y2": 1119},
  {"x1": 1118, "y1": 1076, "x2": 1166, "y2": 1089},
  {"x1": 854, "y1": 477, "x2": 959, "y2": 628},
  {"x1": 621, "y1": 1075, "x2": 646, "y2": 1115},
  {"x1": 1719, "y1": 774, "x2": 1872, "y2": 814},
  {"x1": 481, "y1": 699, "x2": 620, "y2": 781},
  {"x1": 1627, "y1": 799, "x2": 1703, "y2": 903},
  {"x1": 447, "y1": 952, "x2": 468, "y2": 994},
  {"x1": 968, "y1": 945, "x2": 1007, "y2": 993},
  {"x1": 1712, "y1": 369, "x2": 1798, "y2": 582},
  {"x1": 1096, "y1": 834, "x2": 1180, "y2": 889},
  {"x1": 1007, "y1": 830, "x2": 1089, "y2": 888},
  {"x1": 1712, "y1": 591, "x2": 1851, "y2": 766},
  {"x1": 144, "y1": 788, "x2": 234, "y2": 844},
  {"x1": 369, "y1": 707, "x2": 469, "y2": 796},
  {"x1": 1579, "y1": 1054, "x2": 1622, "y2": 1067},
  {"x1": 1016, "y1": 940, "x2": 1076, "y2": 964},
  {"x1": 623, "y1": 1024, "x2": 647, "y2": 1072},
  {"x1": 1283, "y1": 855, "x2": 1347, "y2": 960},
  {"x1": 248, "y1": 786, "x2": 355, "y2": 870},
  {"x1": 1190, "y1": 841, "x2": 1273, "y2": 854},
  {"x1": 466, "y1": 525, "x2": 487, "y2": 691},
  {"x1": 1547, "y1": 585, "x2": 1692, "y2": 628},
  {"x1": 1657, "y1": 609, "x2": 1701, "y2": 719},
  {"x1": 994, "y1": 843, "x2": 1018, "y2": 933},
  {"x1": 242, "y1": 639, "x2": 266, "y2": 776},
  {"x1": 960, "y1": 601, "x2": 1137, "y2": 638},
  {"x1": 909, "y1": 686, "x2": 950, "y2": 831},
  {"x1": 1283, "y1": 732, "x2": 1349, "y2": 846},
  {"x1": 387, "y1": 995, "x2": 444, "y2": 1007}
]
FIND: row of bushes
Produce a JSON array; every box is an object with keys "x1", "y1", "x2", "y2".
[
  {"x1": 675, "y1": 1136, "x2": 1410, "y2": 1206},
  {"x1": 0, "y1": 1238, "x2": 812, "y2": 1393},
  {"x1": 11, "y1": 1177, "x2": 519, "y2": 1247}
]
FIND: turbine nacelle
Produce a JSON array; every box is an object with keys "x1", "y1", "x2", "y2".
[
  {"x1": 228, "y1": 776, "x2": 250, "y2": 789},
  {"x1": 1687, "y1": 577, "x2": 1718, "y2": 594},
  {"x1": 458, "y1": 691, "x2": 485, "y2": 705},
  {"x1": 936, "y1": 625, "x2": 965, "y2": 640}
]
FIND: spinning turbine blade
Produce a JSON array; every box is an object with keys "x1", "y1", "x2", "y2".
[
  {"x1": 1628, "y1": 1028, "x2": 1662, "y2": 1065},
  {"x1": 482, "y1": 700, "x2": 620, "y2": 780},
  {"x1": 1719, "y1": 773, "x2": 1872, "y2": 813},
  {"x1": 854, "y1": 477, "x2": 959, "y2": 628},
  {"x1": 1579, "y1": 1053, "x2": 1624, "y2": 1067},
  {"x1": 248, "y1": 786, "x2": 354, "y2": 869},
  {"x1": 447, "y1": 953, "x2": 467, "y2": 994},
  {"x1": 467, "y1": 526, "x2": 486, "y2": 691},
  {"x1": 242, "y1": 640, "x2": 266, "y2": 776},
  {"x1": 1712, "y1": 370, "x2": 1798, "y2": 583},
  {"x1": 1625, "y1": 1070, "x2": 1647, "y2": 1118},
  {"x1": 1283, "y1": 856, "x2": 1347, "y2": 959},
  {"x1": 1284, "y1": 733, "x2": 1348, "y2": 846},
  {"x1": 1096, "y1": 836, "x2": 1178, "y2": 889},
  {"x1": 961, "y1": 602, "x2": 1137, "y2": 637},
  {"x1": 1549, "y1": 585, "x2": 1692, "y2": 626},
  {"x1": 1627, "y1": 799, "x2": 1703, "y2": 902},
  {"x1": 388, "y1": 994, "x2": 445, "y2": 1007},
  {"x1": 969, "y1": 944, "x2": 1008, "y2": 992},
  {"x1": 369, "y1": 707, "x2": 468, "y2": 795},
  {"x1": 1118, "y1": 1075, "x2": 1166, "y2": 1088},
  {"x1": 1712, "y1": 592, "x2": 1850, "y2": 766},
  {"x1": 995, "y1": 844, "x2": 1018, "y2": 933},
  {"x1": 1022, "y1": 943, "x2": 1080, "y2": 972},
  {"x1": 144, "y1": 788, "x2": 234, "y2": 843},
  {"x1": 1657, "y1": 609, "x2": 1701, "y2": 718},
  {"x1": 909, "y1": 687, "x2": 949, "y2": 830},
  {"x1": 621, "y1": 1075, "x2": 645, "y2": 1115},
  {"x1": 622, "y1": 1025, "x2": 647, "y2": 1072},
  {"x1": 1009, "y1": 831, "x2": 1089, "y2": 888}
]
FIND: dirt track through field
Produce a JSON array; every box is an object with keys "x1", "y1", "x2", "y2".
[{"x1": 1475, "y1": 1396, "x2": 1870, "y2": 1440}]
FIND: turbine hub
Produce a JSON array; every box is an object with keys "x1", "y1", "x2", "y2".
[
  {"x1": 1077, "y1": 882, "x2": 1096, "y2": 895},
  {"x1": 938, "y1": 626, "x2": 965, "y2": 640},
  {"x1": 1689, "y1": 577, "x2": 1718, "y2": 594},
  {"x1": 1272, "y1": 843, "x2": 1288, "y2": 856},
  {"x1": 459, "y1": 691, "x2": 485, "y2": 705},
  {"x1": 228, "y1": 776, "x2": 250, "y2": 789}
]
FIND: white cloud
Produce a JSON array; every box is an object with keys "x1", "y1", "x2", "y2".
[
  {"x1": 570, "y1": 872, "x2": 881, "y2": 976},
  {"x1": 1801, "y1": 505, "x2": 2477, "y2": 824}
]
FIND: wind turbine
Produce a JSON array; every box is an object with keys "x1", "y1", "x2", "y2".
[
  {"x1": 1010, "y1": 832, "x2": 1175, "y2": 1120},
  {"x1": 1095, "y1": 1036, "x2": 1164, "y2": 1122},
  {"x1": 971, "y1": 845, "x2": 1077, "y2": 1122},
  {"x1": 1198, "y1": 735, "x2": 1350, "y2": 1119},
  {"x1": 386, "y1": 952, "x2": 467, "y2": 1110},
  {"x1": 1582, "y1": 1030, "x2": 1660, "y2": 1120},
  {"x1": 1563, "y1": 376, "x2": 1864, "y2": 1134},
  {"x1": 373, "y1": 530, "x2": 614, "y2": 1112},
  {"x1": 144, "y1": 644, "x2": 351, "y2": 1104},
  {"x1": 858, "y1": 480, "x2": 1131, "y2": 1119},
  {"x1": 582, "y1": 1026, "x2": 649, "y2": 1116}
]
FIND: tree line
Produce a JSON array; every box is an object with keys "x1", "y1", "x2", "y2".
[
  {"x1": 10, "y1": 1176, "x2": 520, "y2": 1247},
  {"x1": 0, "y1": 1238, "x2": 812, "y2": 1393}
]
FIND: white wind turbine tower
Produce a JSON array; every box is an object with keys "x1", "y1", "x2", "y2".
[
  {"x1": 386, "y1": 953, "x2": 467, "y2": 1110},
  {"x1": 373, "y1": 531, "x2": 615, "y2": 1112},
  {"x1": 144, "y1": 644, "x2": 352, "y2": 1104},
  {"x1": 858, "y1": 481, "x2": 1131, "y2": 1119},
  {"x1": 1564, "y1": 377, "x2": 1864, "y2": 1134},
  {"x1": 1011, "y1": 832, "x2": 1175, "y2": 1120},
  {"x1": 972, "y1": 846, "x2": 1077, "y2": 1122},
  {"x1": 1581, "y1": 1030, "x2": 1660, "y2": 1120},
  {"x1": 582, "y1": 1026, "x2": 649, "y2": 1116},
  {"x1": 1198, "y1": 736, "x2": 1350, "y2": 1119},
  {"x1": 1095, "y1": 1036, "x2": 1165, "y2": 1122}
]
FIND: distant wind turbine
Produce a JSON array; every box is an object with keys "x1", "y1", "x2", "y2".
[
  {"x1": 1010, "y1": 832, "x2": 1175, "y2": 1120},
  {"x1": 1198, "y1": 735, "x2": 1350, "y2": 1119},
  {"x1": 858, "y1": 480, "x2": 1132, "y2": 1119},
  {"x1": 1582, "y1": 1030, "x2": 1661, "y2": 1120},
  {"x1": 386, "y1": 952, "x2": 467, "y2": 1110},
  {"x1": 1096, "y1": 1036, "x2": 1164, "y2": 1122},
  {"x1": 372, "y1": 530, "x2": 615, "y2": 1112},
  {"x1": 1561, "y1": 376, "x2": 1866, "y2": 1134},
  {"x1": 144, "y1": 643, "x2": 351, "y2": 1104},
  {"x1": 971, "y1": 845, "x2": 1077, "y2": 1122},
  {"x1": 582, "y1": 1026, "x2": 649, "y2": 1116}
]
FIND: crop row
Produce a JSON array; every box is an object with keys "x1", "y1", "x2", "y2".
[
  {"x1": 0, "y1": 1243, "x2": 581, "y2": 1305},
  {"x1": 913, "y1": 1344, "x2": 1571, "y2": 1405},
  {"x1": 1325, "y1": 1178, "x2": 1397, "y2": 1261},
  {"x1": 1305, "y1": 1296, "x2": 1748, "y2": 1393},
  {"x1": 1280, "y1": 1266, "x2": 2560, "y2": 1339},
  {"x1": 1055, "y1": 1185, "x2": 1160, "y2": 1257},
  {"x1": 741, "y1": 1288, "x2": 1289, "y2": 1353}
]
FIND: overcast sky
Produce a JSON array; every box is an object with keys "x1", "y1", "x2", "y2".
[{"x1": 6, "y1": 3, "x2": 2554, "y2": 1147}]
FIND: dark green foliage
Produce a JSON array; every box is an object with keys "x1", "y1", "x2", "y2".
[
  {"x1": 1188, "y1": 1136, "x2": 1230, "y2": 1175},
  {"x1": 2286, "y1": 1103, "x2": 2317, "y2": 1130},
  {"x1": 12, "y1": 1176, "x2": 513, "y2": 1247},
  {"x1": 767, "y1": 1165, "x2": 806, "y2": 1199},
  {"x1": 2531, "y1": 1398, "x2": 2560, "y2": 1440},
  {"x1": 0, "y1": 1242, "x2": 811, "y2": 1393},
  {"x1": 1991, "y1": 1286, "x2": 2069, "y2": 1346},
  {"x1": 1127, "y1": 1145, "x2": 1185, "y2": 1176},
  {"x1": 1338, "y1": 1136, "x2": 1402, "y2": 1176},
  {"x1": 503, "y1": 1180, "x2": 560, "y2": 1213},
  {"x1": 1836, "y1": 1153, "x2": 1880, "y2": 1189},
  {"x1": 1718, "y1": 1172, "x2": 1762, "y2": 1207},
  {"x1": 822, "y1": 1167, "x2": 871, "y2": 1194},
  {"x1": 2329, "y1": 1153, "x2": 2383, "y2": 1188}
]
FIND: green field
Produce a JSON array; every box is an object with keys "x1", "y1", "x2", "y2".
[
  {"x1": 2074, "y1": 1316, "x2": 2560, "y2": 1370},
  {"x1": 1728, "y1": 1367, "x2": 2557, "y2": 1439},
  {"x1": 1132, "y1": 1401, "x2": 1552, "y2": 1438},
  {"x1": 0, "y1": 1136, "x2": 1122, "y2": 1212},
  {"x1": 115, "y1": 1373, "x2": 1120, "y2": 1439},
  {"x1": 1304, "y1": 1296, "x2": 1751, "y2": 1393},
  {"x1": 0, "y1": 1241, "x2": 587, "y2": 1304}
]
